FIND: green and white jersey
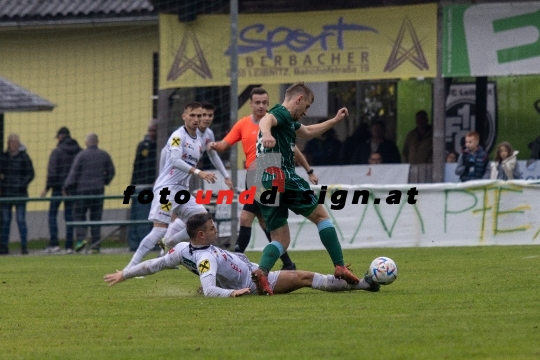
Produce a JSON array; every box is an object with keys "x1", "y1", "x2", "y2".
[{"x1": 256, "y1": 104, "x2": 301, "y2": 180}]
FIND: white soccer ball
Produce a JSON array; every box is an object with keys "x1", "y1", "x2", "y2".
[{"x1": 368, "y1": 257, "x2": 398, "y2": 285}]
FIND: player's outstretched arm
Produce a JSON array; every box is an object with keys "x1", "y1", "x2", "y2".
[
  {"x1": 104, "y1": 270, "x2": 126, "y2": 286},
  {"x1": 296, "y1": 107, "x2": 349, "y2": 139},
  {"x1": 294, "y1": 146, "x2": 318, "y2": 185},
  {"x1": 230, "y1": 288, "x2": 251, "y2": 297}
]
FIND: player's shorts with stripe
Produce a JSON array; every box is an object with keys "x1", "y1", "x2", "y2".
[
  {"x1": 148, "y1": 185, "x2": 206, "y2": 224},
  {"x1": 256, "y1": 174, "x2": 318, "y2": 232}
]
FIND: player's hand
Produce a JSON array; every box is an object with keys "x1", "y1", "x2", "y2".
[
  {"x1": 40, "y1": 190, "x2": 47, "y2": 198},
  {"x1": 261, "y1": 133, "x2": 276, "y2": 148},
  {"x1": 308, "y1": 172, "x2": 318, "y2": 185},
  {"x1": 334, "y1": 107, "x2": 349, "y2": 122},
  {"x1": 224, "y1": 178, "x2": 234, "y2": 191},
  {"x1": 207, "y1": 142, "x2": 217, "y2": 152},
  {"x1": 103, "y1": 270, "x2": 125, "y2": 286},
  {"x1": 231, "y1": 288, "x2": 251, "y2": 297},
  {"x1": 198, "y1": 171, "x2": 217, "y2": 184}
]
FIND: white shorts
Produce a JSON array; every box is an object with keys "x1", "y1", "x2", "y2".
[
  {"x1": 249, "y1": 270, "x2": 280, "y2": 294},
  {"x1": 148, "y1": 185, "x2": 207, "y2": 224}
]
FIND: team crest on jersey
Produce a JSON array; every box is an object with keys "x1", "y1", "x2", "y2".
[
  {"x1": 171, "y1": 137, "x2": 181, "y2": 147},
  {"x1": 198, "y1": 259, "x2": 210, "y2": 274},
  {"x1": 160, "y1": 202, "x2": 172, "y2": 212}
]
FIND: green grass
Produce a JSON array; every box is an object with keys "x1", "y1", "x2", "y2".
[{"x1": 1, "y1": 246, "x2": 539, "y2": 359}]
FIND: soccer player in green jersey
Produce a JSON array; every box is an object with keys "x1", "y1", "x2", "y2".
[{"x1": 251, "y1": 81, "x2": 361, "y2": 295}]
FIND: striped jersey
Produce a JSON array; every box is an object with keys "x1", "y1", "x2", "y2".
[{"x1": 256, "y1": 104, "x2": 301, "y2": 180}]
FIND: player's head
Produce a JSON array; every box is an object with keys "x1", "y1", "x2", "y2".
[
  {"x1": 182, "y1": 102, "x2": 203, "y2": 132},
  {"x1": 464, "y1": 131, "x2": 480, "y2": 152},
  {"x1": 284, "y1": 81, "x2": 314, "y2": 120},
  {"x1": 7, "y1": 133, "x2": 20, "y2": 152},
  {"x1": 249, "y1": 87, "x2": 269, "y2": 120},
  {"x1": 187, "y1": 213, "x2": 217, "y2": 244},
  {"x1": 200, "y1": 102, "x2": 215, "y2": 130}
]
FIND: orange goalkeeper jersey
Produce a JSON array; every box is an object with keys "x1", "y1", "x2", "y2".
[{"x1": 223, "y1": 115, "x2": 259, "y2": 169}]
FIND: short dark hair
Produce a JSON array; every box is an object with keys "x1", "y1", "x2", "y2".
[
  {"x1": 249, "y1": 87, "x2": 268, "y2": 101},
  {"x1": 186, "y1": 213, "x2": 214, "y2": 239},
  {"x1": 201, "y1": 102, "x2": 215, "y2": 111},
  {"x1": 184, "y1": 102, "x2": 202, "y2": 112}
]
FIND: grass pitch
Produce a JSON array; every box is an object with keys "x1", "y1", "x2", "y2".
[{"x1": 1, "y1": 245, "x2": 539, "y2": 359}]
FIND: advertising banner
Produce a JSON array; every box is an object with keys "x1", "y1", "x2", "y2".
[
  {"x1": 443, "y1": 2, "x2": 540, "y2": 77},
  {"x1": 160, "y1": 4, "x2": 437, "y2": 88},
  {"x1": 209, "y1": 181, "x2": 540, "y2": 250}
]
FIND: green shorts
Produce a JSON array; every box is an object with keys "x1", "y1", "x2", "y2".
[{"x1": 256, "y1": 174, "x2": 318, "y2": 232}]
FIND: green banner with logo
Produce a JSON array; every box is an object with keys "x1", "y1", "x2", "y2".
[{"x1": 443, "y1": 2, "x2": 540, "y2": 77}]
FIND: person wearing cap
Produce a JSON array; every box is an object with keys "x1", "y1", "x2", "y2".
[{"x1": 41, "y1": 127, "x2": 82, "y2": 254}]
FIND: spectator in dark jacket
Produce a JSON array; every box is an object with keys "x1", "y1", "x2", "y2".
[
  {"x1": 0, "y1": 134, "x2": 35, "y2": 255},
  {"x1": 63, "y1": 133, "x2": 115, "y2": 253},
  {"x1": 41, "y1": 127, "x2": 82, "y2": 254},
  {"x1": 355, "y1": 121, "x2": 401, "y2": 164},
  {"x1": 128, "y1": 119, "x2": 157, "y2": 251},
  {"x1": 455, "y1": 131, "x2": 489, "y2": 182}
]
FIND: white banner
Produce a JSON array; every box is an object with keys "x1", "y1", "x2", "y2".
[{"x1": 204, "y1": 178, "x2": 540, "y2": 250}]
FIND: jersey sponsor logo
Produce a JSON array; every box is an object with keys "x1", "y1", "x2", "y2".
[
  {"x1": 168, "y1": 248, "x2": 175, "y2": 254},
  {"x1": 181, "y1": 153, "x2": 199, "y2": 165},
  {"x1": 161, "y1": 202, "x2": 172, "y2": 212},
  {"x1": 171, "y1": 137, "x2": 181, "y2": 147},
  {"x1": 198, "y1": 259, "x2": 211, "y2": 274},
  {"x1": 182, "y1": 256, "x2": 196, "y2": 268}
]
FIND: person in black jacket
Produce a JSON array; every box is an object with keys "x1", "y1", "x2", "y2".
[
  {"x1": 41, "y1": 127, "x2": 82, "y2": 254},
  {"x1": 128, "y1": 120, "x2": 157, "y2": 251},
  {"x1": 0, "y1": 134, "x2": 35, "y2": 255},
  {"x1": 63, "y1": 133, "x2": 115, "y2": 253}
]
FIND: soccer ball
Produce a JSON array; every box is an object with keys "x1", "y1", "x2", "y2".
[{"x1": 368, "y1": 257, "x2": 398, "y2": 285}]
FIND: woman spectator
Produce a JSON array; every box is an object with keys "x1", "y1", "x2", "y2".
[{"x1": 488, "y1": 142, "x2": 521, "y2": 180}]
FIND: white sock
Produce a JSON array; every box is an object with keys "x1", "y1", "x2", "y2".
[
  {"x1": 124, "y1": 227, "x2": 167, "y2": 270},
  {"x1": 311, "y1": 273, "x2": 351, "y2": 292}
]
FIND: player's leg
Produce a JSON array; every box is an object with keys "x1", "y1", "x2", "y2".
[
  {"x1": 234, "y1": 206, "x2": 257, "y2": 252},
  {"x1": 163, "y1": 217, "x2": 187, "y2": 248},
  {"x1": 272, "y1": 270, "x2": 378, "y2": 294},
  {"x1": 124, "y1": 188, "x2": 173, "y2": 270},
  {"x1": 255, "y1": 211, "x2": 296, "y2": 270},
  {"x1": 166, "y1": 194, "x2": 208, "y2": 247},
  {"x1": 306, "y1": 205, "x2": 359, "y2": 284}
]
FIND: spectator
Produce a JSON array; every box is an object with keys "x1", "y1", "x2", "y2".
[
  {"x1": 63, "y1": 133, "x2": 115, "y2": 253},
  {"x1": 446, "y1": 151, "x2": 458, "y2": 163},
  {"x1": 528, "y1": 135, "x2": 540, "y2": 160},
  {"x1": 356, "y1": 121, "x2": 401, "y2": 164},
  {"x1": 128, "y1": 120, "x2": 157, "y2": 252},
  {"x1": 487, "y1": 141, "x2": 521, "y2": 180},
  {"x1": 41, "y1": 127, "x2": 82, "y2": 254},
  {"x1": 455, "y1": 131, "x2": 488, "y2": 182},
  {"x1": 340, "y1": 122, "x2": 370, "y2": 165},
  {"x1": 303, "y1": 124, "x2": 342, "y2": 166},
  {"x1": 402, "y1": 110, "x2": 433, "y2": 164},
  {"x1": 368, "y1": 152, "x2": 383, "y2": 164},
  {"x1": 0, "y1": 134, "x2": 35, "y2": 255}
]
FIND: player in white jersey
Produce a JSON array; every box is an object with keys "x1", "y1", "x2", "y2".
[
  {"x1": 124, "y1": 103, "x2": 217, "y2": 270},
  {"x1": 105, "y1": 213, "x2": 381, "y2": 297},
  {"x1": 160, "y1": 102, "x2": 234, "y2": 249}
]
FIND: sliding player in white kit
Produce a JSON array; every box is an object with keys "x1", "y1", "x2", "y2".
[
  {"x1": 106, "y1": 213, "x2": 381, "y2": 297},
  {"x1": 124, "y1": 102, "x2": 217, "y2": 270}
]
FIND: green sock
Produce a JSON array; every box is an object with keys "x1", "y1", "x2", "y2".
[
  {"x1": 258, "y1": 243, "x2": 281, "y2": 273},
  {"x1": 319, "y1": 227, "x2": 344, "y2": 266}
]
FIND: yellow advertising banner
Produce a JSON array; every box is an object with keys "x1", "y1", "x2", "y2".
[{"x1": 160, "y1": 4, "x2": 437, "y2": 89}]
